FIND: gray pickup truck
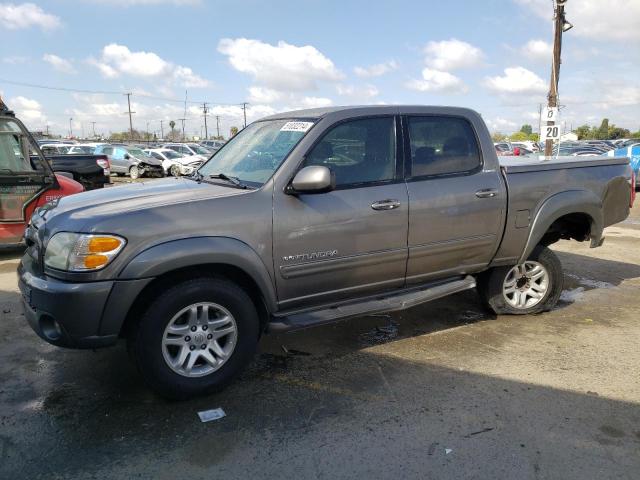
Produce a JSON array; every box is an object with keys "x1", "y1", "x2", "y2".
[{"x1": 18, "y1": 106, "x2": 634, "y2": 398}]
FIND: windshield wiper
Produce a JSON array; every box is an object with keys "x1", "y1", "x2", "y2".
[{"x1": 209, "y1": 173, "x2": 249, "y2": 189}]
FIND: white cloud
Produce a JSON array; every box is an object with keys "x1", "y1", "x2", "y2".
[
  {"x1": 336, "y1": 84, "x2": 379, "y2": 99},
  {"x1": 9, "y1": 96, "x2": 47, "y2": 126},
  {"x1": 297, "y1": 97, "x2": 333, "y2": 109},
  {"x1": 89, "y1": 43, "x2": 210, "y2": 87},
  {"x1": 423, "y1": 39, "x2": 483, "y2": 71},
  {"x1": 406, "y1": 68, "x2": 468, "y2": 94},
  {"x1": 0, "y1": 3, "x2": 61, "y2": 30},
  {"x1": 486, "y1": 117, "x2": 518, "y2": 133},
  {"x1": 247, "y1": 86, "x2": 284, "y2": 104},
  {"x1": 514, "y1": 0, "x2": 640, "y2": 42},
  {"x1": 2, "y1": 55, "x2": 29, "y2": 64},
  {"x1": 484, "y1": 67, "x2": 546, "y2": 95},
  {"x1": 43, "y1": 54, "x2": 76, "y2": 74},
  {"x1": 521, "y1": 39, "x2": 552, "y2": 62},
  {"x1": 217, "y1": 38, "x2": 343, "y2": 91},
  {"x1": 353, "y1": 60, "x2": 398, "y2": 78}
]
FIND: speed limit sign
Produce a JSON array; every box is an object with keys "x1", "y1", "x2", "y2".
[
  {"x1": 543, "y1": 107, "x2": 558, "y2": 122},
  {"x1": 543, "y1": 124, "x2": 560, "y2": 141}
]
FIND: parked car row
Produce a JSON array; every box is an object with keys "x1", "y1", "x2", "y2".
[
  {"x1": 35, "y1": 140, "x2": 225, "y2": 179},
  {"x1": 495, "y1": 138, "x2": 639, "y2": 157}
]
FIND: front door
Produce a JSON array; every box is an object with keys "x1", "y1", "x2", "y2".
[
  {"x1": 403, "y1": 115, "x2": 505, "y2": 283},
  {"x1": 0, "y1": 115, "x2": 53, "y2": 244},
  {"x1": 273, "y1": 116, "x2": 408, "y2": 310}
]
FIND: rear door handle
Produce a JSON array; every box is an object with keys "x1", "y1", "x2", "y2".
[
  {"x1": 371, "y1": 199, "x2": 401, "y2": 211},
  {"x1": 475, "y1": 189, "x2": 498, "y2": 198}
]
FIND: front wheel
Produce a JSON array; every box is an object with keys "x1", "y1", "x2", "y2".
[
  {"x1": 128, "y1": 277, "x2": 260, "y2": 399},
  {"x1": 129, "y1": 165, "x2": 140, "y2": 180},
  {"x1": 170, "y1": 164, "x2": 181, "y2": 177},
  {"x1": 477, "y1": 245, "x2": 563, "y2": 315}
]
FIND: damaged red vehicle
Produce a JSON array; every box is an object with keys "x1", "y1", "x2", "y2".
[{"x1": 1, "y1": 98, "x2": 83, "y2": 246}]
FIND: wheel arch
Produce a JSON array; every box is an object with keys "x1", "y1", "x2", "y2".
[
  {"x1": 518, "y1": 189, "x2": 603, "y2": 263},
  {"x1": 113, "y1": 237, "x2": 278, "y2": 338}
]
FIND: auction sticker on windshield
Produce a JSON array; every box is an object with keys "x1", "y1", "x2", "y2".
[{"x1": 280, "y1": 121, "x2": 314, "y2": 132}]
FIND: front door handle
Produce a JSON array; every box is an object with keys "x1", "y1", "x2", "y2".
[
  {"x1": 371, "y1": 199, "x2": 401, "y2": 211},
  {"x1": 475, "y1": 189, "x2": 498, "y2": 198}
]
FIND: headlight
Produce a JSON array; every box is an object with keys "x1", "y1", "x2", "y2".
[{"x1": 44, "y1": 233, "x2": 126, "y2": 272}]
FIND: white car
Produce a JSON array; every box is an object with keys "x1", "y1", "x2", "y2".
[
  {"x1": 144, "y1": 148, "x2": 204, "y2": 176},
  {"x1": 162, "y1": 143, "x2": 211, "y2": 160}
]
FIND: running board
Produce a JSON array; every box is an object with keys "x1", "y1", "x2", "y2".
[{"x1": 268, "y1": 275, "x2": 476, "y2": 333}]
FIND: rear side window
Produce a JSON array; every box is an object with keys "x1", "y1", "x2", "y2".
[
  {"x1": 407, "y1": 116, "x2": 481, "y2": 178},
  {"x1": 102, "y1": 147, "x2": 113, "y2": 155},
  {"x1": 304, "y1": 117, "x2": 396, "y2": 187}
]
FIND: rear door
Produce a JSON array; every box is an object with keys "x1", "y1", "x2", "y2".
[
  {"x1": 273, "y1": 116, "x2": 408, "y2": 309},
  {"x1": 0, "y1": 116, "x2": 54, "y2": 242},
  {"x1": 403, "y1": 115, "x2": 505, "y2": 284}
]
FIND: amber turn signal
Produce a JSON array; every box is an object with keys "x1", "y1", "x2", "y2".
[{"x1": 88, "y1": 236, "x2": 122, "y2": 253}]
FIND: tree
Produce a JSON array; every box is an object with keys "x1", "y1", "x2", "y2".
[
  {"x1": 630, "y1": 130, "x2": 640, "y2": 139},
  {"x1": 509, "y1": 131, "x2": 528, "y2": 141},
  {"x1": 528, "y1": 133, "x2": 540, "y2": 142},
  {"x1": 575, "y1": 124, "x2": 593, "y2": 140},
  {"x1": 596, "y1": 119, "x2": 610, "y2": 140},
  {"x1": 608, "y1": 126, "x2": 630, "y2": 140},
  {"x1": 491, "y1": 132, "x2": 507, "y2": 142},
  {"x1": 230, "y1": 126, "x2": 239, "y2": 137},
  {"x1": 520, "y1": 124, "x2": 532, "y2": 135}
]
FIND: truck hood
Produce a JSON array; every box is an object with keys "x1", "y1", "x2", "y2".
[{"x1": 39, "y1": 177, "x2": 247, "y2": 224}]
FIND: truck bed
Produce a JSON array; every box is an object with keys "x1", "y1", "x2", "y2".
[
  {"x1": 492, "y1": 154, "x2": 632, "y2": 267},
  {"x1": 499, "y1": 155, "x2": 629, "y2": 173}
]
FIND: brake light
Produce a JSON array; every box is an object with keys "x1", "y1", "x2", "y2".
[
  {"x1": 96, "y1": 155, "x2": 110, "y2": 175},
  {"x1": 630, "y1": 171, "x2": 636, "y2": 208}
]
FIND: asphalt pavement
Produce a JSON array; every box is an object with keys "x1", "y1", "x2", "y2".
[{"x1": 1, "y1": 203, "x2": 639, "y2": 479}]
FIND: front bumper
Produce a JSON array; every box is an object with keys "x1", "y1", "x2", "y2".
[{"x1": 18, "y1": 257, "x2": 118, "y2": 348}]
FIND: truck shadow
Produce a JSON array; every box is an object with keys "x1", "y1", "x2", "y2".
[{"x1": 2, "y1": 252, "x2": 640, "y2": 477}]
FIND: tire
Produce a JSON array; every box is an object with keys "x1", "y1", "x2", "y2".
[
  {"x1": 477, "y1": 245, "x2": 563, "y2": 315},
  {"x1": 129, "y1": 165, "x2": 140, "y2": 180},
  {"x1": 170, "y1": 164, "x2": 181, "y2": 177},
  {"x1": 128, "y1": 277, "x2": 260, "y2": 399}
]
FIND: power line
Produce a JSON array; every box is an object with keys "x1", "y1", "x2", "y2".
[{"x1": 0, "y1": 77, "x2": 245, "y2": 106}]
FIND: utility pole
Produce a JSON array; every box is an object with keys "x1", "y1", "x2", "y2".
[
  {"x1": 69, "y1": 117, "x2": 73, "y2": 138},
  {"x1": 160, "y1": 120, "x2": 164, "y2": 140},
  {"x1": 202, "y1": 102, "x2": 209, "y2": 139},
  {"x1": 241, "y1": 102, "x2": 248, "y2": 128},
  {"x1": 124, "y1": 93, "x2": 135, "y2": 141},
  {"x1": 91, "y1": 121, "x2": 96, "y2": 138},
  {"x1": 216, "y1": 115, "x2": 220, "y2": 138},
  {"x1": 179, "y1": 118, "x2": 187, "y2": 140},
  {"x1": 544, "y1": 0, "x2": 572, "y2": 156}
]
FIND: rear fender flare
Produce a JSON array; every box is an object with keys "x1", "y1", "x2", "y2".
[{"x1": 519, "y1": 190, "x2": 603, "y2": 263}]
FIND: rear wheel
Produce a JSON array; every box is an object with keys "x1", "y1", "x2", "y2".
[
  {"x1": 128, "y1": 277, "x2": 260, "y2": 399},
  {"x1": 478, "y1": 245, "x2": 563, "y2": 315}
]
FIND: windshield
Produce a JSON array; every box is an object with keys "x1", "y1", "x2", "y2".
[
  {"x1": 163, "y1": 150, "x2": 182, "y2": 159},
  {"x1": 198, "y1": 119, "x2": 313, "y2": 186},
  {"x1": 189, "y1": 144, "x2": 211, "y2": 155},
  {"x1": 127, "y1": 148, "x2": 147, "y2": 158}
]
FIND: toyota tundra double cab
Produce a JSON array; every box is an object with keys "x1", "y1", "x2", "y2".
[{"x1": 18, "y1": 106, "x2": 634, "y2": 398}]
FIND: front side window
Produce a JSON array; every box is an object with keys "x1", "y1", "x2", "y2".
[
  {"x1": 0, "y1": 118, "x2": 36, "y2": 172},
  {"x1": 408, "y1": 116, "x2": 481, "y2": 177},
  {"x1": 303, "y1": 117, "x2": 396, "y2": 187},
  {"x1": 199, "y1": 119, "x2": 314, "y2": 187}
]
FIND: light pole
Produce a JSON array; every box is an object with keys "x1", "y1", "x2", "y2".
[{"x1": 69, "y1": 117, "x2": 73, "y2": 138}]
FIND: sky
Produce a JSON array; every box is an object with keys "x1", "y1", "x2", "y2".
[{"x1": 0, "y1": 0, "x2": 639, "y2": 138}]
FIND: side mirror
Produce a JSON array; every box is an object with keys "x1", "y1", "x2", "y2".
[
  {"x1": 287, "y1": 165, "x2": 335, "y2": 194},
  {"x1": 124, "y1": 154, "x2": 130, "y2": 160}
]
